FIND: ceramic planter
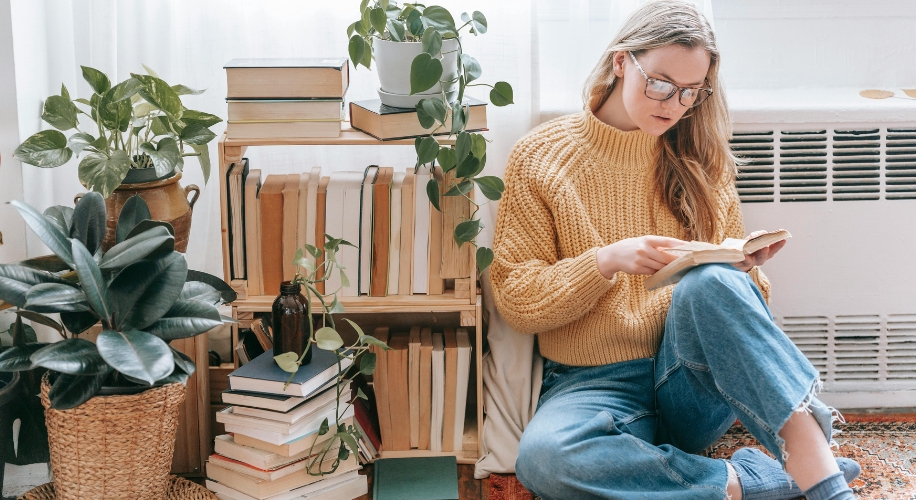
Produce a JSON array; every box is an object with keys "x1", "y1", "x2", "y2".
[{"x1": 374, "y1": 38, "x2": 460, "y2": 108}]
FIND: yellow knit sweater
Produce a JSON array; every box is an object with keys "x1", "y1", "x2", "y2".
[{"x1": 489, "y1": 109, "x2": 771, "y2": 367}]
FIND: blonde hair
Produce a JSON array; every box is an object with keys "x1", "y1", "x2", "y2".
[{"x1": 582, "y1": 0, "x2": 736, "y2": 242}]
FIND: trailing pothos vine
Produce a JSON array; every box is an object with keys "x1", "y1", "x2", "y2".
[{"x1": 348, "y1": 1, "x2": 514, "y2": 274}]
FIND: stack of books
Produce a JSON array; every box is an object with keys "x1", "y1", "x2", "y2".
[
  {"x1": 225, "y1": 162, "x2": 473, "y2": 298},
  {"x1": 369, "y1": 326, "x2": 472, "y2": 453},
  {"x1": 224, "y1": 58, "x2": 349, "y2": 139},
  {"x1": 206, "y1": 348, "x2": 378, "y2": 500},
  {"x1": 349, "y1": 96, "x2": 488, "y2": 141}
]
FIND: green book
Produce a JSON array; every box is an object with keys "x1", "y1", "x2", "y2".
[{"x1": 372, "y1": 456, "x2": 459, "y2": 500}]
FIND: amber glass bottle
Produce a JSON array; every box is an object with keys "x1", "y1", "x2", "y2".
[{"x1": 271, "y1": 281, "x2": 312, "y2": 364}]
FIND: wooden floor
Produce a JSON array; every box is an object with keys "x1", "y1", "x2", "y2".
[{"x1": 356, "y1": 463, "x2": 490, "y2": 500}]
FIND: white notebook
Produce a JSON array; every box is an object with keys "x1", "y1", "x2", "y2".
[
  {"x1": 413, "y1": 166, "x2": 432, "y2": 294},
  {"x1": 452, "y1": 328, "x2": 473, "y2": 452},
  {"x1": 430, "y1": 331, "x2": 445, "y2": 452},
  {"x1": 323, "y1": 171, "x2": 348, "y2": 294},
  {"x1": 388, "y1": 172, "x2": 405, "y2": 295}
]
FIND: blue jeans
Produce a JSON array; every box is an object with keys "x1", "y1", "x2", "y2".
[{"x1": 515, "y1": 264, "x2": 836, "y2": 500}]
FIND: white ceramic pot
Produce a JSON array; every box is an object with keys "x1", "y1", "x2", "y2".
[{"x1": 374, "y1": 37, "x2": 460, "y2": 108}]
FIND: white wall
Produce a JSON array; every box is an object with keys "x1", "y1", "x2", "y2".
[{"x1": 0, "y1": 0, "x2": 26, "y2": 263}]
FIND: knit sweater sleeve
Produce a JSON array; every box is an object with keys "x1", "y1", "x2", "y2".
[
  {"x1": 489, "y1": 144, "x2": 614, "y2": 335},
  {"x1": 722, "y1": 184, "x2": 772, "y2": 303}
]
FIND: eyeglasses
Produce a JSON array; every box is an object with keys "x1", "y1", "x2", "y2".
[{"x1": 628, "y1": 51, "x2": 713, "y2": 108}]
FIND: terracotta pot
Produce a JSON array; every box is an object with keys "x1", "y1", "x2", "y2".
[{"x1": 94, "y1": 172, "x2": 200, "y2": 253}]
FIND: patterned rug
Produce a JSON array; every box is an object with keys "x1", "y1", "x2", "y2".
[{"x1": 488, "y1": 414, "x2": 916, "y2": 499}]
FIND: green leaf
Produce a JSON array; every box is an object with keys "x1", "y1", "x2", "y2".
[
  {"x1": 470, "y1": 11, "x2": 488, "y2": 34},
  {"x1": 347, "y1": 21, "x2": 358, "y2": 38},
  {"x1": 131, "y1": 73, "x2": 183, "y2": 121},
  {"x1": 61, "y1": 83, "x2": 70, "y2": 100},
  {"x1": 450, "y1": 102, "x2": 467, "y2": 135},
  {"x1": 339, "y1": 444, "x2": 350, "y2": 460},
  {"x1": 387, "y1": 19, "x2": 405, "y2": 41},
  {"x1": 170, "y1": 347, "x2": 196, "y2": 375},
  {"x1": 454, "y1": 219, "x2": 482, "y2": 247},
  {"x1": 98, "y1": 85, "x2": 133, "y2": 132},
  {"x1": 17, "y1": 310, "x2": 64, "y2": 335},
  {"x1": 171, "y1": 84, "x2": 205, "y2": 96},
  {"x1": 421, "y1": 27, "x2": 442, "y2": 55},
  {"x1": 426, "y1": 178, "x2": 441, "y2": 211},
  {"x1": 348, "y1": 35, "x2": 366, "y2": 70},
  {"x1": 0, "y1": 264, "x2": 71, "y2": 308},
  {"x1": 116, "y1": 195, "x2": 152, "y2": 243},
  {"x1": 179, "y1": 280, "x2": 222, "y2": 304},
  {"x1": 179, "y1": 123, "x2": 216, "y2": 145},
  {"x1": 475, "y1": 176, "x2": 505, "y2": 201},
  {"x1": 490, "y1": 81, "x2": 514, "y2": 106},
  {"x1": 41, "y1": 95, "x2": 80, "y2": 131},
  {"x1": 410, "y1": 53, "x2": 443, "y2": 95},
  {"x1": 60, "y1": 311, "x2": 99, "y2": 336},
  {"x1": 189, "y1": 143, "x2": 211, "y2": 185},
  {"x1": 315, "y1": 327, "x2": 344, "y2": 351},
  {"x1": 407, "y1": 9, "x2": 424, "y2": 36},
  {"x1": 460, "y1": 54, "x2": 482, "y2": 83},
  {"x1": 336, "y1": 431, "x2": 360, "y2": 457},
  {"x1": 16, "y1": 254, "x2": 70, "y2": 273},
  {"x1": 31, "y1": 338, "x2": 108, "y2": 375},
  {"x1": 71, "y1": 239, "x2": 112, "y2": 321},
  {"x1": 274, "y1": 352, "x2": 300, "y2": 373},
  {"x1": 109, "y1": 77, "x2": 143, "y2": 102},
  {"x1": 370, "y1": 6, "x2": 387, "y2": 33},
  {"x1": 78, "y1": 151, "x2": 132, "y2": 198},
  {"x1": 476, "y1": 246, "x2": 494, "y2": 272},
  {"x1": 415, "y1": 136, "x2": 439, "y2": 165},
  {"x1": 109, "y1": 252, "x2": 187, "y2": 331},
  {"x1": 329, "y1": 296, "x2": 345, "y2": 314},
  {"x1": 81, "y1": 66, "x2": 111, "y2": 94},
  {"x1": 102, "y1": 225, "x2": 174, "y2": 270},
  {"x1": 343, "y1": 317, "x2": 366, "y2": 340},
  {"x1": 70, "y1": 191, "x2": 106, "y2": 255},
  {"x1": 11, "y1": 200, "x2": 74, "y2": 265},
  {"x1": 455, "y1": 131, "x2": 471, "y2": 165},
  {"x1": 126, "y1": 219, "x2": 175, "y2": 241},
  {"x1": 470, "y1": 133, "x2": 487, "y2": 159},
  {"x1": 360, "y1": 5, "x2": 372, "y2": 33},
  {"x1": 24, "y1": 283, "x2": 90, "y2": 313},
  {"x1": 96, "y1": 329, "x2": 174, "y2": 385},
  {"x1": 455, "y1": 154, "x2": 480, "y2": 178},
  {"x1": 437, "y1": 147, "x2": 457, "y2": 172},
  {"x1": 318, "y1": 418, "x2": 330, "y2": 436},
  {"x1": 150, "y1": 116, "x2": 172, "y2": 137},
  {"x1": 422, "y1": 6, "x2": 457, "y2": 34},
  {"x1": 11, "y1": 316, "x2": 38, "y2": 345},
  {"x1": 360, "y1": 38, "x2": 372, "y2": 69},
  {"x1": 357, "y1": 387, "x2": 368, "y2": 400},
  {"x1": 139, "y1": 137, "x2": 183, "y2": 177},
  {"x1": 359, "y1": 351, "x2": 376, "y2": 375},
  {"x1": 146, "y1": 299, "x2": 222, "y2": 340},
  {"x1": 43, "y1": 205, "x2": 74, "y2": 236},
  {"x1": 0, "y1": 344, "x2": 47, "y2": 371},
  {"x1": 13, "y1": 130, "x2": 72, "y2": 168},
  {"x1": 445, "y1": 179, "x2": 473, "y2": 196},
  {"x1": 181, "y1": 110, "x2": 222, "y2": 128},
  {"x1": 48, "y1": 370, "x2": 110, "y2": 410},
  {"x1": 142, "y1": 63, "x2": 160, "y2": 78},
  {"x1": 67, "y1": 133, "x2": 96, "y2": 157},
  {"x1": 421, "y1": 98, "x2": 448, "y2": 125},
  {"x1": 361, "y1": 334, "x2": 390, "y2": 350},
  {"x1": 415, "y1": 100, "x2": 436, "y2": 129}
]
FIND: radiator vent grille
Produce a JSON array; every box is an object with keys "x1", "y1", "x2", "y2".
[{"x1": 731, "y1": 126, "x2": 916, "y2": 203}]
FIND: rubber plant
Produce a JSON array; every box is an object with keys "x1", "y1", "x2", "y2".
[
  {"x1": 13, "y1": 65, "x2": 222, "y2": 198},
  {"x1": 0, "y1": 192, "x2": 234, "y2": 409},
  {"x1": 272, "y1": 238, "x2": 388, "y2": 475},
  {"x1": 348, "y1": 1, "x2": 514, "y2": 273}
]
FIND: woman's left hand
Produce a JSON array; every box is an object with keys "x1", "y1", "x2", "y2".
[{"x1": 732, "y1": 230, "x2": 787, "y2": 272}]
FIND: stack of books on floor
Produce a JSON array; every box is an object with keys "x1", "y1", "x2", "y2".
[
  {"x1": 370, "y1": 326, "x2": 473, "y2": 453},
  {"x1": 224, "y1": 58, "x2": 349, "y2": 139},
  {"x1": 206, "y1": 347, "x2": 378, "y2": 500},
  {"x1": 225, "y1": 162, "x2": 474, "y2": 298}
]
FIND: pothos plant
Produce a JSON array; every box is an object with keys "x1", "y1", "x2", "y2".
[
  {"x1": 272, "y1": 237, "x2": 387, "y2": 474},
  {"x1": 348, "y1": 1, "x2": 514, "y2": 273},
  {"x1": 13, "y1": 65, "x2": 223, "y2": 198}
]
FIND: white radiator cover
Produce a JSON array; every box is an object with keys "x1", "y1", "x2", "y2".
[{"x1": 730, "y1": 90, "x2": 916, "y2": 409}]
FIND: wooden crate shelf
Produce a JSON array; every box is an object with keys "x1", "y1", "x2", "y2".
[{"x1": 217, "y1": 127, "x2": 487, "y2": 464}]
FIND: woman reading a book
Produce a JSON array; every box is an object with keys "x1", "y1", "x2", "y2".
[{"x1": 489, "y1": 1, "x2": 860, "y2": 499}]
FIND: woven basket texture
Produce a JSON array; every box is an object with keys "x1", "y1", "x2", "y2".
[
  {"x1": 17, "y1": 476, "x2": 217, "y2": 500},
  {"x1": 39, "y1": 373, "x2": 187, "y2": 500}
]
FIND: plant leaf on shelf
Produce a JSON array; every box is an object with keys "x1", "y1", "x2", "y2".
[
  {"x1": 370, "y1": 6, "x2": 388, "y2": 34},
  {"x1": 437, "y1": 147, "x2": 457, "y2": 172},
  {"x1": 454, "y1": 219, "x2": 482, "y2": 247},
  {"x1": 315, "y1": 327, "x2": 344, "y2": 351},
  {"x1": 96, "y1": 329, "x2": 174, "y2": 385},
  {"x1": 348, "y1": 35, "x2": 367, "y2": 71},
  {"x1": 421, "y1": 27, "x2": 442, "y2": 56},
  {"x1": 415, "y1": 136, "x2": 439, "y2": 165},
  {"x1": 476, "y1": 246, "x2": 495, "y2": 273},
  {"x1": 422, "y1": 6, "x2": 457, "y2": 35},
  {"x1": 139, "y1": 137, "x2": 184, "y2": 178},
  {"x1": 490, "y1": 81, "x2": 514, "y2": 106},
  {"x1": 274, "y1": 352, "x2": 300, "y2": 374},
  {"x1": 475, "y1": 176, "x2": 505, "y2": 201},
  {"x1": 409, "y1": 53, "x2": 443, "y2": 95},
  {"x1": 427, "y1": 177, "x2": 441, "y2": 212}
]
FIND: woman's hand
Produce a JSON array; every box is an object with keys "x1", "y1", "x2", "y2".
[
  {"x1": 597, "y1": 235, "x2": 688, "y2": 278},
  {"x1": 731, "y1": 230, "x2": 787, "y2": 272}
]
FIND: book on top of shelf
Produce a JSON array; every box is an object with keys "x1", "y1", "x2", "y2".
[
  {"x1": 227, "y1": 99, "x2": 344, "y2": 122},
  {"x1": 226, "y1": 119, "x2": 343, "y2": 140},
  {"x1": 372, "y1": 456, "x2": 459, "y2": 500},
  {"x1": 224, "y1": 58, "x2": 349, "y2": 100},
  {"x1": 643, "y1": 229, "x2": 792, "y2": 291},
  {"x1": 228, "y1": 348, "x2": 351, "y2": 398},
  {"x1": 349, "y1": 97, "x2": 487, "y2": 141}
]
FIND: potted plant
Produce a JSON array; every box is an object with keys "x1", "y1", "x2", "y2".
[
  {"x1": 348, "y1": 1, "x2": 513, "y2": 273},
  {"x1": 0, "y1": 192, "x2": 231, "y2": 499},
  {"x1": 270, "y1": 238, "x2": 388, "y2": 475},
  {"x1": 12, "y1": 66, "x2": 223, "y2": 253}
]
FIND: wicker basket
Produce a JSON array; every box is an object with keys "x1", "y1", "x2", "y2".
[
  {"x1": 17, "y1": 476, "x2": 216, "y2": 500},
  {"x1": 40, "y1": 373, "x2": 186, "y2": 500}
]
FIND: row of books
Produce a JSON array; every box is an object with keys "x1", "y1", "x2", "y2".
[
  {"x1": 226, "y1": 161, "x2": 473, "y2": 297},
  {"x1": 224, "y1": 58, "x2": 349, "y2": 139},
  {"x1": 208, "y1": 348, "x2": 376, "y2": 500},
  {"x1": 370, "y1": 326, "x2": 473, "y2": 453}
]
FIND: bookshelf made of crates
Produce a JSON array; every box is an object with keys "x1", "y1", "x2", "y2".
[{"x1": 215, "y1": 126, "x2": 486, "y2": 465}]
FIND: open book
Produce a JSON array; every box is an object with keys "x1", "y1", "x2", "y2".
[{"x1": 643, "y1": 229, "x2": 791, "y2": 291}]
